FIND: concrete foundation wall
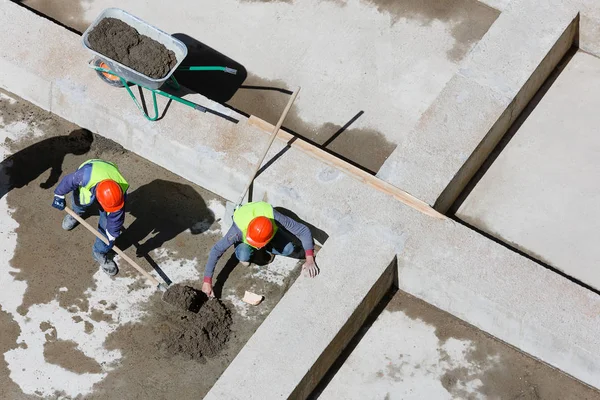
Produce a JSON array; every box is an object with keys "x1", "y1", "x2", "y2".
[
  {"x1": 376, "y1": 0, "x2": 580, "y2": 211},
  {"x1": 580, "y1": 3, "x2": 600, "y2": 57},
  {"x1": 2, "y1": 0, "x2": 600, "y2": 396}
]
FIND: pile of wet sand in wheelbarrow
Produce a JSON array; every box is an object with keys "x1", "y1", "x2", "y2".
[
  {"x1": 88, "y1": 18, "x2": 177, "y2": 79},
  {"x1": 160, "y1": 284, "x2": 232, "y2": 360}
]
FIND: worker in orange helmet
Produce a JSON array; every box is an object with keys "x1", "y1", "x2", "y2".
[
  {"x1": 52, "y1": 159, "x2": 129, "y2": 276},
  {"x1": 202, "y1": 201, "x2": 318, "y2": 297}
]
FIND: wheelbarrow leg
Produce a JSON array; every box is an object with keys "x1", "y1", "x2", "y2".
[{"x1": 123, "y1": 82, "x2": 160, "y2": 121}]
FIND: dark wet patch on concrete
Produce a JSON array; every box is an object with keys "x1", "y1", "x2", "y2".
[
  {"x1": 84, "y1": 321, "x2": 94, "y2": 334},
  {"x1": 90, "y1": 309, "x2": 113, "y2": 323},
  {"x1": 387, "y1": 291, "x2": 600, "y2": 399},
  {"x1": 39, "y1": 322, "x2": 58, "y2": 342},
  {"x1": 232, "y1": 0, "x2": 497, "y2": 62},
  {"x1": 20, "y1": 0, "x2": 89, "y2": 32},
  {"x1": 0, "y1": 305, "x2": 31, "y2": 399},
  {"x1": 44, "y1": 341, "x2": 99, "y2": 376},
  {"x1": 227, "y1": 74, "x2": 396, "y2": 173},
  {"x1": 361, "y1": 0, "x2": 499, "y2": 62},
  {"x1": 43, "y1": 339, "x2": 103, "y2": 374}
]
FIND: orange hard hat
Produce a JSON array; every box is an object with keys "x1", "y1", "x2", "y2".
[
  {"x1": 96, "y1": 179, "x2": 124, "y2": 212},
  {"x1": 246, "y1": 216, "x2": 274, "y2": 248}
]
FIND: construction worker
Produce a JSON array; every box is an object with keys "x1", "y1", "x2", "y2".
[
  {"x1": 51, "y1": 159, "x2": 129, "y2": 276},
  {"x1": 202, "y1": 201, "x2": 318, "y2": 297}
]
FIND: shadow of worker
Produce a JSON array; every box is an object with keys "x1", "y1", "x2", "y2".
[
  {"x1": 119, "y1": 179, "x2": 216, "y2": 258},
  {"x1": 0, "y1": 129, "x2": 93, "y2": 199},
  {"x1": 172, "y1": 33, "x2": 247, "y2": 103}
]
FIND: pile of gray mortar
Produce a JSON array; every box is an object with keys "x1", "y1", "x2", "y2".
[
  {"x1": 88, "y1": 17, "x2": 177, "y2": 79},
  {"x1": 160, "y1": 284, "x2": 232, "y2": 360}
]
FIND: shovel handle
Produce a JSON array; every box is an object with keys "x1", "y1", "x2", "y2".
[
  {"x1": 64, "y1": 207, "x2": 162, "y2": 288},
  {"x1": 236, "y1": 86, "x2": 300, "y2": 205}
]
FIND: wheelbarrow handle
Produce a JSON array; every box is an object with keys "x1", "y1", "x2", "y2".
[{"x1": 177, "y1": 66, "x2": 237, "y2": 74}]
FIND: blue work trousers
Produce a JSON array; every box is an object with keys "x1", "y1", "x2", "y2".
[
  {"x1": 70, "y1": 191, "x2": 113, "y2": 256},
  {"x1": 235, "y1": 228, "x2": 296, "y2": 262}
]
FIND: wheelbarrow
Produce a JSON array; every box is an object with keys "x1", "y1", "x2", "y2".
[{"x1": 81, "y1": 8, "x2": 238, "y2": 122}]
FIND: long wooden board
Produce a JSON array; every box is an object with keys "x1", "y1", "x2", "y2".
[{"x1": 247, "y1": 115, "x2": 446, "y2": 220}]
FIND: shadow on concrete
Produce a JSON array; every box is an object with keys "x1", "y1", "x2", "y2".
[
  {"x1": 172, "y1": 33, "x2": 248, "y2": 103},
  {"x1": 0, "y1": 129, "x2": 93, "y2": 199},
  {"x1": 213, "y1": 252, "x2": 239, "y2": 298},
  {"x1": 119, "y1": 179, "x2": 215, "y2": 261},
  {"x1": 274, "y1": 207, "x2": 329, "y2": 247}
]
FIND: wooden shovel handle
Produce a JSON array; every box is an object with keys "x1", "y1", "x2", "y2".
[
  {"x1": 64, "y1": 207, "x2": 161, "y2": 287},
  {"x1": 236, "y1": 86, "x2": 300, "y2": 205}
]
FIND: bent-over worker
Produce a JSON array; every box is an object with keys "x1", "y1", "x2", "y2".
[
  {"x1": 202, "y1": 201, "x2": 318, "y2": 297},
  {"x1": 52, "y1": 159, "x2": 129, "y2": 276}
]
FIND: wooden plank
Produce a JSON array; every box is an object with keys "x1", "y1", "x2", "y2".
[{"x1": 247, "y1": 115, "x2": 446, "y2": 220}]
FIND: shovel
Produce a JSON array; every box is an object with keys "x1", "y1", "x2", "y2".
[
  {"x1": 224, "y1": 86, "x2": 300, "y2": 224},
  {"x1": 64, "y1": 206, "x2": 168, "y2": 291}
]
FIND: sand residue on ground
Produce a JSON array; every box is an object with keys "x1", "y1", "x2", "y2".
[
  {"x1": 161, "y1": 298, "x2": 232, "y2": 360},
  {"x1": 163, "y1": 284, "x2": 205, "y2": 312},
  {"x1": 1, "y1": 91, "x2": 301, "y2": 398},
  {"x1": 43, "y1": 339, "x2": 102, "y2": 374},
  {"x1": 387, "y1": 291, "x2": 600, "y2": 399}
]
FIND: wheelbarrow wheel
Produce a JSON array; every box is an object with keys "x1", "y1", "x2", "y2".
[{"x1": 94, "y1": 59, "x2": 125, "y2": 88}]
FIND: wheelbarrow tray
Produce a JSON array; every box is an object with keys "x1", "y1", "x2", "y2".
[{"x1": 81, "y1": 8, "x2": 188, "y2": 90}]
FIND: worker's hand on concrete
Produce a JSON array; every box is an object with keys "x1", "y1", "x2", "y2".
[
  {"x1": 302, "y1": 256, "x2": 319, "y2": 278},
  {"x1": 52, "y1": 195, "x2": 66, "y2": 211},
  {"x1": 202, "y1": 282, "x2": 215, "y2": 298}
]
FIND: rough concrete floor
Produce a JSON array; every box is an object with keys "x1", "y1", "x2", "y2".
[
  {"x1": 15, "y1": 0, "x2": 499, "y2": 173},
  {"x1": 314, "y1": 290, "x2": 600, "y2": 399},
  {"x1": 0, "y1": 89, "x2": 303, "y2": 399},
  {"x1": 456, "y1": 50, "x2": 600, "y2": 292}
]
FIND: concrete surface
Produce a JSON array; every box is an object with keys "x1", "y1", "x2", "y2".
[
  {"x1": 377, "y1": 0, "x2": 580, "y2": 210},
  {"x1": 16, "y1": 0, "x2": 499, "y2": 173},
  {"x1": 0, "y1": 90, "x2": 303, "y2": 399},
  {"x1": 315, "y1": 290, "x2": 600, "y2": 399},
  {"x1": 3, "y1": 0, "x2": 600, "y2": 397},
  {"x1": 456, "y1": 51, "x2": 600, "y2": 291},
  {"x1": 580, "y1": 1, "x2": 600, "y2": 57}
]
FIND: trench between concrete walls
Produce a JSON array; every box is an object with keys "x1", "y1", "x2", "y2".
[{"x1": 433, "y1": 15, "x2": 600, "y2": 298}]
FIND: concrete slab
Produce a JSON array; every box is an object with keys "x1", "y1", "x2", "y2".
[
  {"x1": 377, "y1": 0, "x2": 579, "y2": 209},
  {"x1": 580, "y1": 12, "x2": 600, "y2": 58},
  {"x1": 456, "y1": 51, "x2": 600, "y2": 291},
  {"x1": 0, "y1": 90, "x2": 303, "y2": 399},
  {"x1": 315, "y1": 290, "x2": 600, "y2": 399},
  {"x1": 4, "y1": 0, "x2": 600, "y2": 396},
  {"x1": 15, "y1": 0, "x2": 499, "y2": 172}
]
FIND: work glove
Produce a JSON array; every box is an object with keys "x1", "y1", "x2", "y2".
[{"x1": 52, "y1": 195, "x2": 66, "y2": 211}]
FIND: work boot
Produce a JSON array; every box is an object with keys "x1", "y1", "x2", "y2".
[
  {"x1": 62, "y1": 214, "x2": 79, "y2": 231},
  {"x1": 93, "y1": 251, "x2": 119, "y2": 277}
]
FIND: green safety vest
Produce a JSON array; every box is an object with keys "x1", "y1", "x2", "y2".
[
  {"x1": 78, "y1": 159, "x2": 129, "y2": 207},
  {"x1": 233, "y1": 201, "x2": 278, "y2": 248}
]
